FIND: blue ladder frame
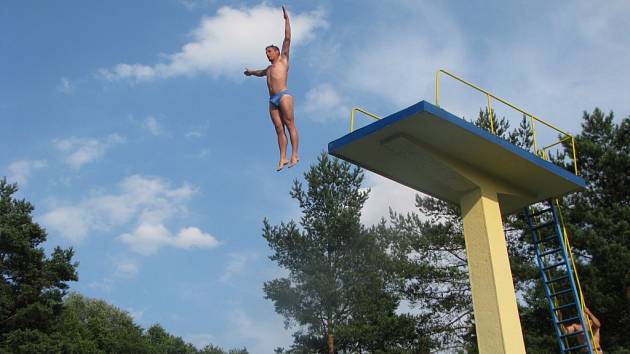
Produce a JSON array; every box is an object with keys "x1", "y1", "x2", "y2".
[{"x1": 525, "y1": 200, "x2": 595, "y2": 353}]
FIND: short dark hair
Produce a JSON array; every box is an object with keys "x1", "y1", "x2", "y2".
[{"x1": 266, "y1": 45, "x2": 280, "y2": 52}]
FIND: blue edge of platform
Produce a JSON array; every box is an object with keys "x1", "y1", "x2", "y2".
[{"x1": 328, "y1": 100, "x2": 586, "y2": 189}]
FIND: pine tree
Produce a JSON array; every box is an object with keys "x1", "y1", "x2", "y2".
[
  {"x1": 263, "y1": 153, "x2": 431, "y2": 353},
  {"x1": 0, "y1": 178, "x2": 78, "y2": 352},
  {"x1": 560, "y1": 109, "x2": 630, "y2": 352}
]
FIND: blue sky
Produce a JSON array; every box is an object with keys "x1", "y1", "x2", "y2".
[{"x1": 2, "y1": 1, "x2": 629, "y2": 352}]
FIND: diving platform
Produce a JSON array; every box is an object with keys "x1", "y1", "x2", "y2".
[
  {"x1": 328, "y1": 100, "x2": 585, "y2": 215},
  {"x1": 327, "y1": 98, "x2": 587, "y2": 354}
]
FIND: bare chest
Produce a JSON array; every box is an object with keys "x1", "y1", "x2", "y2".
[{"x1": 267, "y1": 63, "x2": 288, "y2": 80}]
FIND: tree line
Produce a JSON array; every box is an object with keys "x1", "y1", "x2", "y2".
[
  {"x1": 2, "y1": 108, "x2": 628, "y2": 353},
  {"x1": 0, "y1": 179, "x2": 247, "y2": 353}
]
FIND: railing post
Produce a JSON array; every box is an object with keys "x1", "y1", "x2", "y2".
[
  {"x1": 487, "y1": 94, "x2": 495, "y2": 135},
  {"x1": 530, "y1": 116, "x2": 539, "y2": 155},
  {"x1": 350, "y1": 108, "x2": 356, "y2": 132},
  {"x1": 436, "y1": 70, "x2": 441, "y2": 107},
  {"x1": 572, "y1": 137, "x2": 578, "y2": 175}
]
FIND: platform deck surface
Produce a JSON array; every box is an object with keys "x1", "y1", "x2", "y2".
[{"x1": 328, "y1": 101, "x2": 585, "y2": 215}]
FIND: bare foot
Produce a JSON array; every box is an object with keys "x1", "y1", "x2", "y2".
[
  {"x1": 277, "y1": 159, "x2": 289, "y2": 171},
  {"x1": 288, "y1": 157, "x2": 299, "y2": 168}
]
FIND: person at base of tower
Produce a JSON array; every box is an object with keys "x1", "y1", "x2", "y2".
[
  {"x1": 563, "y1": 307, "x2": 603, "y2": 353},
  {"x1": 244, "y1": 5, "x2": 299, "y2": 171}
]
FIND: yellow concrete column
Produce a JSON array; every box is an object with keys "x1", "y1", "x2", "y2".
[{"x1": 460, "y1": 187, "x2": 526, "y2": 354}]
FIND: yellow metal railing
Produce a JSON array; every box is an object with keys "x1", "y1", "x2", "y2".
[
  {"x1": 349, "y1": 107, "x2": 381, "y2": 132},
  {"x1": 435, "y1": 69, "x2": 579, "y2": 175}
]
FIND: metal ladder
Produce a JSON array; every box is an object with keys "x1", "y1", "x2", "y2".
[{"x1": 524, "y1": 200, "x2": 595, "y2": 353}]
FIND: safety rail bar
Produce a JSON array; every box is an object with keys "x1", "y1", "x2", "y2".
[
  {"x1": 555, "y1": 199, "x2": 603, "y2": 353},
  {"x1": 349, "y1": 107, "x2": 382, "y2": 132},
  {"x1": 435, "y1": 69, "x2": 579, "y2": 175}
]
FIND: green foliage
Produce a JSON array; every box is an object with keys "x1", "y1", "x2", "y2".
[
  {"x1": 0, "y1": 179, "x2": 247, "y2": 354},
  {"x1": 561, "y1": 109, "x2": 630, "y2": 352},
  {"x1": 263, "y1": 153, "x2": 432, "y2": 353},
  {"x1": 389, "y1": 107, "x2": 630, "y2": 353},
  {"x1": 56, "y1": 293, "x2": 249, "y2": 354},
  {"x1": 145, "y1": 323, "x2": 199, "y2": 353},
  {"x1": 0, "y1": 178, "x2": 78, "y2": 352},
  {"x1": 57, "y1": 293, "x2": 147, "y2": 353}
]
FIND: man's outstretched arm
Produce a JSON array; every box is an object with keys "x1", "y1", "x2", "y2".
[
  {"x1": 585, "y1": 307, "x2": 601, "y2": 328},
  {"x1": 281, "y1": 6, "x2": 291, "y2": 59},
  {"x1": 244, "y1": 67, "x2": 267, "y2": 77}
]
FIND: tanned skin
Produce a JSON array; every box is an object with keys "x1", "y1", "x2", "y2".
[
  {"x1": 244, "y1": 6, "x2": 299, "y2": 171},
  {"x1": 562, "y1": 307, "x2": 602, "y2": 352}
]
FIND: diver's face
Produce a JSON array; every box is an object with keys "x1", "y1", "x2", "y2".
[{"x1": 266, "y1": 47, "x2": 278, "y2": 62}]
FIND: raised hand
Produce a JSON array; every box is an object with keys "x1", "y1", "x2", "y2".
[
  {"x1": 282, "y1": 5, "x2": 288, "y2": 19},
  {"x1": 244, "y1": 68, "x2": 251, "y2": 76}
]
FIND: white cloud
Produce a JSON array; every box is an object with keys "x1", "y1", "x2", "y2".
[
  {"x1": 337, "y1": 1, "x2": 630, "y2": 135},
  {"x1": 53, "y1": 134, "x2": 124, "y2": 169},
  {"x1": 185, "y1": 131, "x2": 203, "y2": 139},
  {"x1": 89, "y1": 278, "x2": 114, "y2": 293},
  {"x1": 228, "y1": 309, "x2": 292, "y2": 354},
  {"x1": 220, "y1": 252, "x2": 256, "y2": 282},
  {"x1": 474, "y1": 1, "x2": 630, "y2": 134},
  {"x1": 41, "y1": 206, "x2": 92, "y2": 242},
  {"x1": 41, "y1": 175, "x2": 216, "y2": 256},
  {"x1": 114, "y1": 259, "x2": 140, "y2": 278},
  {"x1": 126, "y1": 307, "x2": 145, "y2": 324},
  {"x1": 346, "y1": 34, "x2": 466, "y2": 108},
  {"x1": 7, "y1": 159, "x2": 47, "y2": 186},
  {"x1": 99, "y1": 4, "x2": 327, "y2": 82},
  {"x1": 173, "y1": 227, "x2": 219, "y2": 249},
  {"x1": 178, "y1": 0, "x2": 212, "y2": 11},
  {"x1": 301, "y1": 83, "x2": 348, "y2": 122},
  {"x1": 56, "y1": 77, "x2": 74, "y2": 94},
  {"x1": 143, "y1": 116, "x2": 162, "y2": 136},
  {"x1": 361, "y1": 172, "x2": 420, "y2": 227},
  {"x1": 119, "y1": 224, "x2": 219, "y2": 256}
]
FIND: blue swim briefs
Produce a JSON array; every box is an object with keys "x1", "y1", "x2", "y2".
[{"x1": 269, "y1": 89, "x2": 290, "y2": 107}]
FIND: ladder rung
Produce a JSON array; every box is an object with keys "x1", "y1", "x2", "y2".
[
  {"x1": 560, "y1": 329, "x2": 584, "y2": 338},
  {"x1": 528, "y1": 207, "x2": 552, "y2": 217},
  {"x1": 540, "y1": 247, "x2": 563, "y2": 257},
  {"x1": 552, "y1": 302, "x2": 577, "y2": 312},
  {"x1": 536, "y1": 235, "x2": 559, "y2": 244},
  {"x1": 543, "y1": 261, "x2": 567, "y2": 271},
  {"x1": 546, "y1": 275, "x2": 569, "y2": 284},
  {"x1": 556, "y1": 316, "x2": 579, "y2": 325},
  {"x1": 550, "y1": 288, "x2": 573, "y2": 298},
  {"x1": 530, "y1": 220, "x2": 555, "y2": 230},
  {"x1": 564, "y1": 344, "x2": 588, "y2": 352}
]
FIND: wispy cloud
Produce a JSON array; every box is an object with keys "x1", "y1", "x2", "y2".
[
  {"x1": 332, "y1": 1, "x2": 630, "y2": 133},
  {"x1": 7, "y1": 159, "x2": 47, "y2": 186},
  {"x1": 185, "y1": 131, "x2": 203, "y2": 139},
  {"x1": 41, "y1": 175, "x2": 218, "y2": 255},
  {"x1": 119, "y1": 224, "x2": 219, "y2": 256},
  {"x1": 99, "y1": 4, "x2": 327, "y2": 82},
  {"x1": 56, "y1": 77, "x2": 74, "y2": 94},
  {"x1": 301, "y1": 83, "x2": 348, "y2": 122},
  {"x1": 114, "y1": 259, "x2": 140, "y2": 278},
  {"x1": 53, "y1": 134, "x2": 124, "y2": 169},
  {"x1": 178, "y1": 0, "x2": 212, "y2": 11},
  {"x1": 227, "y1": 309, "x2": 292, "y2": 354},
  {"x1": 220, "y1": 252, "x2": 257, "y2": 283},
  {"x1": 361, "y1": 172, "x2": 419, "y2": 227},
  {"x1": 143, "y1": 116, "x2": 163, "y2": 136}
]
